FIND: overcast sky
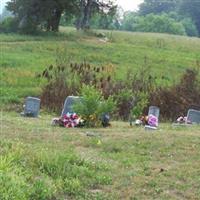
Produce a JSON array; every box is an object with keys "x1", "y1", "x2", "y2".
[
  {"x1": 0, "y1": 0, "x2": 144, "y2": 14},
  {"x1": 117, "y1": 0, "x2": 143, "y2": 11}
]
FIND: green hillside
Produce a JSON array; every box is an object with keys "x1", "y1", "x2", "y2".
[
  {"x1": 1, "y1": 29, "x2": 200, "y2": 200},
  {"x1": 1, "y1": 27, "x2": 200, "y2": 106}
]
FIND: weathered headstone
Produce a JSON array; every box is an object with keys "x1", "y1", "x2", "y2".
[
  {"x1": 145, "y1": 106, "x2": 160, "y2": 131},
  {"x1": 61, "y1": 96, "x2": 82, "y2": 117},
  {"x1": 21, "y1": 97, "x2": 40, "y2": 117},
  {"x1": 148, "y1": 106, "x2": 160, "y2": 119},
  {"x1": 187, "y1": 109, "x2": 200, "y2": 124}
]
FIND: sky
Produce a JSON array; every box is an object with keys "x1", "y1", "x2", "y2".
[
  {"x1": 116, "y1": 0, "x2": 144, "y2": 11},
  {"x1": 0, "y1": 0, "x2": 8, "y2": 14},
  {"x1": 0, "y1": 0, "x2": 144, "y2": 14}
]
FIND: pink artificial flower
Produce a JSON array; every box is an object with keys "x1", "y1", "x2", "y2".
[{"x1": 148, "y1": 114, "x2": 158, "y2": 127}]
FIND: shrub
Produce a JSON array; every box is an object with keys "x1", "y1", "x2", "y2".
[
  {"x1": 131, "y1": 92, "x2": 149, "y2": 119},
  {"x1": 181, "y1": 18, "x2": 199, "y2": 37},
  {"x1": 113, "y1": 61, "x2": 156, "y2": 120},
  {"x1": 73, "y1": 85, "x2": 116, "y2": 127},
  {"x1": 40, "y1": 55, "x2": 156, "y2": 120},
  {"x1": 149, "y1": 68, "x2": 200, "y2": 120},
  {"x1": 0, "y1": 17, "x2": 18, "y2": 33},
  {"x1": 40, "y1": 58, "x2": 115, "y2": 113},
  {"x1": 113, "y1": 88, "x2": 134, "y2": 120},
  {"x1": 135, "y1": 13, "x2": 186, "y2": 35}
]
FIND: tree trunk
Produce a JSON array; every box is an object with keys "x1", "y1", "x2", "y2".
[
  {"x1": 46, "y1": 9, "x2": 62, "y2": 32},
  {"x1": 82, "y1": 0, "x2": 93, "y2": 29},
  {"x1": 51, "y1": 9, "x2": 62, "y2": 32},
  {"x1": 76, "y1": 0, "x2": 85, "y2": 30},
  {"x1": 76, "y1": 0, "x2": 93, "y2": 30}
]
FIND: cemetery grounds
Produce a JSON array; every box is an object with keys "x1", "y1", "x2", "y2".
[
  {"x1": 1, "y1": 29, "x2": 200, "y2": 199},
  {"x1": 1, "y1": 112, "x2": 200, "y2": 199}
]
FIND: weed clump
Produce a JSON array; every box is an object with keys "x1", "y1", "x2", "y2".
[
  {"x1": 0, "y1": 139, "x2": 113, "y2": 199},
  {"x1": 39, "y1": 56, "x2": 156, "y2": 120},
  {"x1": 150, "y1": 68, "x2": 200, "y2": 120}
]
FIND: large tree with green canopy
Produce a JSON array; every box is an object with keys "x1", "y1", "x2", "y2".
[
  {"x1": 6, "y1": 0, "x2": 116, "y2": 33},
  {"x1": 179, "y1": 0, "x2": 200, "y2": 35},
  {"x1": 7, "y1": 0, "x2": 77, "y2": 32},
  {"x1": 139, "y1": 0, "x2": 180, "y2": 16}
]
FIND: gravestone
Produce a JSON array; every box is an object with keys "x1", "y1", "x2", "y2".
[
  {"x1": 145, "y1": 106, "x2": 160, "y2": 131},
  {"x1": 61, "y1": 96, "x2": 82, "y2": 117},
  {"x1": 187, "y1": 109, "x2": 200, "y2": 124},
  {"x1": 22, "y1": 97, "x2": 40, "y2": 117},
  {"x1": 148, "y1": 106, "x2": 160, "y2": 119}
]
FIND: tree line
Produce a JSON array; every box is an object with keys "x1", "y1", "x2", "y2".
[
  {"x1": 0, "y1": 0, "x2": 116, "y2": 33},
  {"x1": 0, "y1": 0, "x2": 200, "y2": 37},
  {"x1": 119, "y1": 0, "x2": 200, "y2": 37}
]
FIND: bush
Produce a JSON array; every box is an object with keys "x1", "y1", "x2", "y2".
[
  {"x1": 181, "y1": 18, "x2": 199, "y2": 37},
  {"x1": 40, "y1": 55, "x2": 156, "y2": 120},
  {"x1": 40, "y1": 57, "x2": 116, "y2": 113},
  {"x1": 135, "y1": 14, "x2": 186, "y2": 35},
  {"x1": 73, "y1": 85, "x2": 116, "y2": 127},
  {"x1": 0, "y1": 17, "x2": 18, "y2": 33},
  {"x1": 131, "y1": 92, "x2": 149, "y2": 119},
  {"x1": 121, "y1": 11, "x2": 139, "y2": 31},
  {"x1": 149, "y1": 68, "x2": 200, "y2": 120}
]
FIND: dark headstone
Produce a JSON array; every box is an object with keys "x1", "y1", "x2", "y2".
[
  {"x1": 21, "y1": 97, "x2": 40, "y2": 117},
  {"x1": 187, "y1": 109, "x2": 200, "y2": 124}
]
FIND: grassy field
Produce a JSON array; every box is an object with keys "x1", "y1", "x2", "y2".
[
  {"x1": 1, "y1": 29, "x2": 200, "y2": 199},
  {"x1": 1, "y1": 111, "x2": 200, "y2": 199},
  {"x1": 1, "y1": 27, "x2": 200, "y2": 106}
]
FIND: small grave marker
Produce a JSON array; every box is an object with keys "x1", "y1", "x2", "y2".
[
  {"x1": 145, "y1": 106, "x2": 160, "y2": 131},
  {"x1": 187, "y1": 109, "x2": 200, "y2": 124},
  {"x1": 21, "y1": 97, "x2": 40, "y2": 117}
]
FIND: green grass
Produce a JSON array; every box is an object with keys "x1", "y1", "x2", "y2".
[
  {"x1": 1, "y1": 27, "x2": 200, "y2": 106},
  {"x1": 1, "y1": 112, "x2": 200, "y2": 199},
  {"x1": 1, "y1": 29, "x2": 200, "y2": 199}
]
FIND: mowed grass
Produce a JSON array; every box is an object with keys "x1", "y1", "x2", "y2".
[
  {"x1": 1, "y1": 111, "x2": 200, "y2": 199},
  {"x1": 1, "y1": 27, "x2": 200, "y2": 106},
  {"x1": 1, "y1": 28, "x2": 200, "y2": 199}
]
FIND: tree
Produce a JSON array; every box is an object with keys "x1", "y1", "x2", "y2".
[
  {"x1": 168, "y1": 11, "x2": 198, "y2": 37},
  {"x1": 6, "y1": 0, "x2": 116, "y2": 33},
  {"x1": 90, "y1": 5, "x2": 119, "y2": 30},
  {"x1": 179, "y1": 0, "x2": 200, "y2": 35},
  {"x1": 121, "y1": 11, "x2": 139, "y2": 31},
  {"x1": 75, "y1": 0, "x2": 116, "y2": 30},
  {"x1": 139, "y1": 0, "x2": 179, "y2": 16},
  {"x1": 6, "y1": 0, "x2": 77, "y2": 33},
  {"x1": 0, "y1": 7, "x2": 13, "y2": 22},
  {"x1": 181, "y1": 18, "x2": 198, "y2": 37},
  {"x1": 135, "y1": 13, "x2": 186, "y2": 35}
]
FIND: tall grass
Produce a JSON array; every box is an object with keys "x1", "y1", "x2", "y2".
[
  {"x1": 0, "y1": 139, "x2": 113, "y2": 199},
  {"x1": 1, "y1": 29, "x2": 200, "y2": 107}
]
